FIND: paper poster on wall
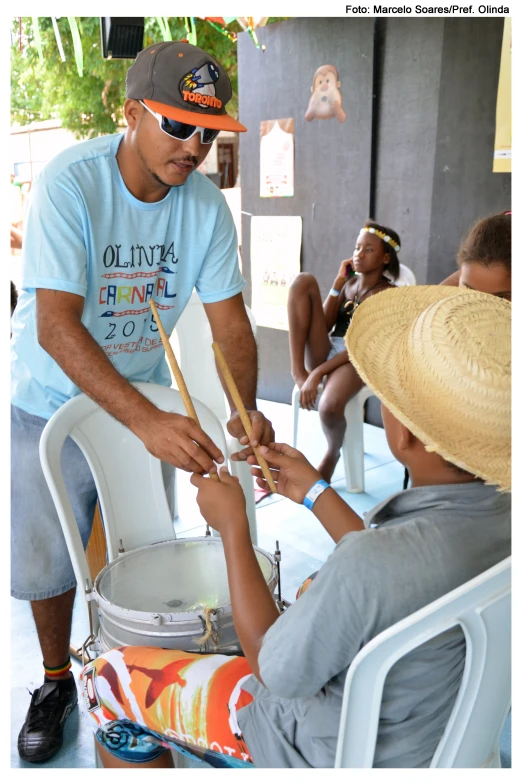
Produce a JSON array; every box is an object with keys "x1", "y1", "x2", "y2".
[
  {"x1": 493, "y1": 17, "x2": 511, "y2": 173},
  {"x1": 260, "y1": 119, "x2": 294, "y2": 197},
  {"x1": 251, "y1": 216, "x2": 302, "y2": 330}
]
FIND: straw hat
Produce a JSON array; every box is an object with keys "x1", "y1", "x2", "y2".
[{"x1": 345, "y1": 286, "x2": 511, "y2": 491}]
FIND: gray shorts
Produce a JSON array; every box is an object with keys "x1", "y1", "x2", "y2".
[{"x1": 11, "y1": 404, "x2": 174, "y2": 601}]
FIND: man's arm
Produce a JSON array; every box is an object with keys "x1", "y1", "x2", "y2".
[
  {"x1": 204, "y1": 294, "x2": 257, "y2": 409},
  {"x1": 37, "y1": 289, "x2": 224, "y2": 473},
  {"x1": 204, "y1": 294, "x2": 274, "y2": 450}
]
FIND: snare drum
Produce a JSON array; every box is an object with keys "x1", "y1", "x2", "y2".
[{"x1": 94, "y1": 537, "x2": 277, "y2": 653}]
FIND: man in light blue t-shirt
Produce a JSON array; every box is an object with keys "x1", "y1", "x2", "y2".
[{"x1": 11, "y1": 40, "x2": 274, "y2": 764}]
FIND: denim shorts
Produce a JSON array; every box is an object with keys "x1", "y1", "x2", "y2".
[
  {"x1": 11, "y1": 405, "x2": 175, "y2": 601},
  {"x1": 327, "y1": 336, "x2": 347, "y2": 360}
]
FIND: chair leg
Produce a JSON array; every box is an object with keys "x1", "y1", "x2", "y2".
[
  {"x1": 292, "y1": 389, "x2": 300, "y2": 448},
  {"x1": 342, "y1": 396, "x2": 365, "y2": 493}
]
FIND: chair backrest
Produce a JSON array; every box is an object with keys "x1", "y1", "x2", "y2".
[
  {"x1": 335, "y1": 556, "x2": 511, "y2": 768},
  {"x1": 393, "y1": 263, "x2": 417, "y2": 286},
  {"x1": 39, "y1": 382, "x2": 228, "y2": 605},
  {"x1": 172, "y1": 291, "x2": 257, "y2": 422}
]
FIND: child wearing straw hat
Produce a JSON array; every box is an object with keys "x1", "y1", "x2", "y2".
[{"x1": 81, "y1": 286, "x2": 510, "y2": 768}]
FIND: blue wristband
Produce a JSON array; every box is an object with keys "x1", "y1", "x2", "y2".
[
  {"x1": 329, "y1": 288, "x2": 341, "y2": 297},
  {"x1": 303, "y1": 479, "x2": 330, "y2": 510}
]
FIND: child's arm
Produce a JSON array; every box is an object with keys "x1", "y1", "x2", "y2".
[
  {"x1": 322, "y1": 258, "x2": 353, "y2": 330},
  {"x1": 248, "y1": 443, "x2": 365, "y2": 542},
  {"x1": 310, "y1": 483, "x2": 365, "y2": 542},
  {"x1": 299, "y1": 350, "x2": 350, "y2": 410},
  {"x1": 190, "y1": 468, "x2": 279, "y2": 682}
]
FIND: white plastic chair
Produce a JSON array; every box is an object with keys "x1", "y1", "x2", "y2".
[
  {"x1": 386, "y1": 262, "x2": 417, "y2": 286},
  {"x1": 335, "y1": 556, "x2": 511, "y2": 768},
  {"x1": 292, "y1": 384, "x2": 373, "y2": 493},
  {"x1": 172, "y1": 291, "x2": 259, "y2": 543},
  {"x1": 292, "y1": 263, "x2": 416, "y2": 493},
  {"x1": 39, "y1": 382, "x2": 228, "y2": 636}
]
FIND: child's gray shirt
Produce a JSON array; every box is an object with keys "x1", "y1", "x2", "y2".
[{"x1": 237, "y1": 481, "x2": 511, "y2": 767}]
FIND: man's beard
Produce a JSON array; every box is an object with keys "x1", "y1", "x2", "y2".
[{"x1": 137, "y1": 144, "x2": 198, "y2": 188}]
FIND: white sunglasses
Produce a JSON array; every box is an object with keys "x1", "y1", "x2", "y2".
[{"x1": 139, "y1": 100, "x2": 220, "y2": 145}]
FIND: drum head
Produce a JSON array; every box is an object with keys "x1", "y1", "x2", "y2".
[{"x1": 96, "y1": 538, "x2": 273, "y2": 614}]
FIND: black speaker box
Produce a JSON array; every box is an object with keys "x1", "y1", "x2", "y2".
[{"x1": 100, "y1": 17, "x2": 144, "y2": 59}]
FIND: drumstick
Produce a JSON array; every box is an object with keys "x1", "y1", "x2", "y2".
[
  {"x1": 149, "y1": 300, "x2": 219, "y2": 484},
  {"x1": 212, "y1": 342, "x2": 278, "y2": 495}
]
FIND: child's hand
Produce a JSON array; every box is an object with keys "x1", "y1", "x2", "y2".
[
  {"x1": 299, "y1": 370, "x2": 322, "y2": 410},
  {"x1": 190, "y1": 467, "x2": 248, "y2": 536},
  {"x1": 337, "y1": 257, "x2": 353, "y2": 280},
  {"x1": 247, "y1": 443, "x2": 322, "y2": 505}
]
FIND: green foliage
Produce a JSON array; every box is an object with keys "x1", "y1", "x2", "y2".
[{"x1": 10, "y1": 17, "x2": 287, "y2": 139}]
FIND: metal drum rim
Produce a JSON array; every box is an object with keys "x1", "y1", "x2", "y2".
[{"x1": 93, "y1": 535, "x2": 276, "y2": 623}]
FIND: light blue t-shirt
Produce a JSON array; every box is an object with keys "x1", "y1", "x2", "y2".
[{"x1": 11, "y1": 133, "x2": 245, "y2": 420}]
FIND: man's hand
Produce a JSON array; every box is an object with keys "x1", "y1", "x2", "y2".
[
  {"x1": 248, "y1": 442, "x2": 322, "y2": 505},
  {"x1": 191, "y1": 467, "x2": 248, "y2": 535},
  {"x1": 135, "y1": 411, "x2": 224, "y2": 474},
  {"x1": 299, "y1": 370, "x2": 322, "y2": 411},
  {"x1": 228, "y1": 409, "x2": 275, "y2": 461}
]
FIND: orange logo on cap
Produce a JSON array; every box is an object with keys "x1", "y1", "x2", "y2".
[{"x1": 182, "y1": 90, "x2": 222, "y2": 109}]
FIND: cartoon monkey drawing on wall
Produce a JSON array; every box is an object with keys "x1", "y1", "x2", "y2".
[{"x1": 305, "y1": 64, "x2": 346, "y2": 123}]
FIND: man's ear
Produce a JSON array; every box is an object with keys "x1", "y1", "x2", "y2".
[{"x1": 123, "y1": 99, "x2": 142, "y2": 130}]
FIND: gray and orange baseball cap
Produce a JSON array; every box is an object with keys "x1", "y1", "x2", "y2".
[{"x1": 126, "y1": 40, "x2": 247, "y2": 132}]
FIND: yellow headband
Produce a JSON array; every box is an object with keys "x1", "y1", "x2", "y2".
[{"x1": 362, "y1": 226, "x2": 400, "y2": 252}]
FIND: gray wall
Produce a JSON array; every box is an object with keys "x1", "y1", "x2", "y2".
[
  {"x1": 426, "y1": 18, "x2": 511, "y2": 282},
  {"x1": 373, "y1": 18, "x2": 445, "y2": 285},
  {"x1": 374, "y1": 17, "x2": 510, "y2": 285},
  {"x1": 238, "y1": 18, "x2": 375, "y2": 403},
  {"x1": 238, "y1": 17, "x2": 511, "y2": 403}
]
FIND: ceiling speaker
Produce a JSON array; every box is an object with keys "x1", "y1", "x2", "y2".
[{"x1": 100, "y1": 17, "x2": 144, "y2": 59}]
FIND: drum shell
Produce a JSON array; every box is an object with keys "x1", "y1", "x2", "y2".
[{"x1": 93, "y1": 537, "x2": 277, "y2": 653}]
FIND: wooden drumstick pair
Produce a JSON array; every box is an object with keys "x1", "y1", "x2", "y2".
[{"x1": 149, "y1": 300, "x2": 277, "y2": 495}]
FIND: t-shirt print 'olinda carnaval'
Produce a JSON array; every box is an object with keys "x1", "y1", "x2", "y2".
[{"x1": 11, "y1": 133, "x2": 245, "y2": 420}]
